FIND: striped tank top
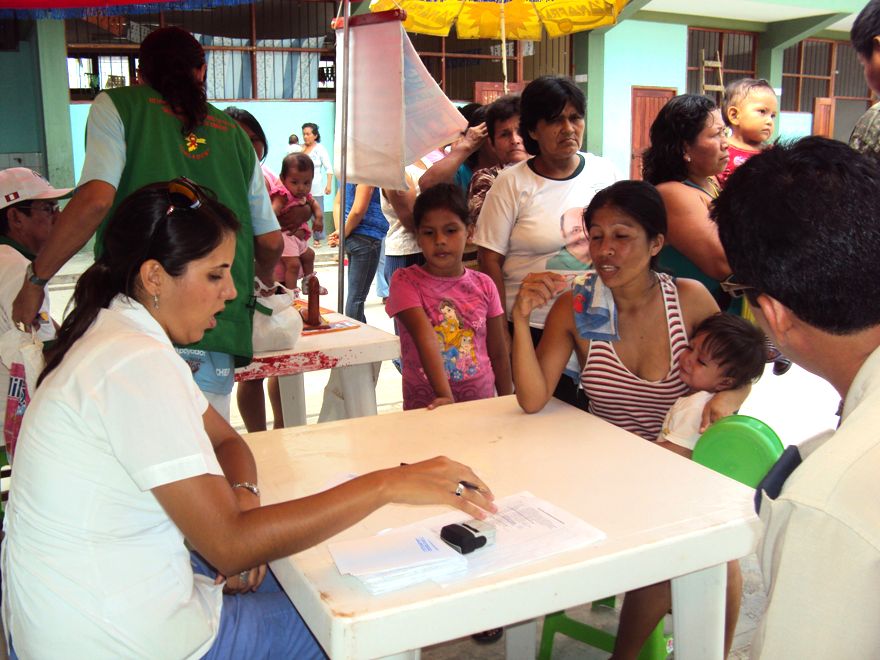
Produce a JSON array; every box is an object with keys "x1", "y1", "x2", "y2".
[{"x1": 580, "y1": 273, "x2": 690, "y2": 441}]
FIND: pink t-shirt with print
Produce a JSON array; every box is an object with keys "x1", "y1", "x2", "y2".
[{"x1": 386, "y1": 265, "x2": 503, "y2": 410}]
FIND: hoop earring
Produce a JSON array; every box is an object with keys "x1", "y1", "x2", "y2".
[{"x1": 153, "y1": 294, "x2": 160, "y2": 310}]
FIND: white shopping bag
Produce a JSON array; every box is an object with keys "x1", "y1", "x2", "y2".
[
  {"x1": 335, "y1": 15, "x2": 466, "y2": 190},
  {"x1": 252, "y1": 285, "x2": 304, "y2": 353},
  {"x1": 0, "y1": 328, "x2": 45, "y2": 462}
]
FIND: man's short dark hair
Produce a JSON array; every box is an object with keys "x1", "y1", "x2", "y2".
[
  {"x1": 712, "y1": 136, "x2": 880, "y2": 334},
  {"x1": 852, "y1": 0, "x2": 880, "y2": 58},
  {"x1": 692, "y1": 313, "x2": 766, "y2": 389},
  {"x1": 486, "y1": 95, "x2": 521, "y2": 144}
]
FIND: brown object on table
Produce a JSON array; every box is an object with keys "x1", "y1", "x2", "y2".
[{"x1": 306, "y1": 274, "x2": 322, "y2": 327}]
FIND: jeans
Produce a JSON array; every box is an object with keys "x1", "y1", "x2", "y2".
[
  {"x1": 192, "y1": 553, "x2": 326, "y2": 659},
  {"x1": 375, "y1": 237, "x2": 389, "y2": 298},
  {"x1": 344, "y1": 233, "x2": 382, "y2": 323}
]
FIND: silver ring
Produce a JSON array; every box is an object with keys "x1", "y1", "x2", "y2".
[
  {"x1": 238, "y1": 570, "x2": 249, "y2": 582},
  {"x1": 455, "y1": 482, "x2": 465, "y2": 497}
]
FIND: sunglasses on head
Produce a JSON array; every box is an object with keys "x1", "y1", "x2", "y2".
[
  {"x1": 719, "y1": 275, "x2": 757, "y2": 299},
  {"x1": 165, "y1": 177, "x2": 210, "y2": 216}
]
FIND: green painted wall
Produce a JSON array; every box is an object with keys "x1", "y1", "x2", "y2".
[
  {"x1": 36, "y1": 20, "x2": 74, "y2": 188},
  {"x1": 600, "y1": 20, "x2": 687, "y2": 177},
  {"x1": 0, "y1": 22, "x2": 44, "y2": 164}
]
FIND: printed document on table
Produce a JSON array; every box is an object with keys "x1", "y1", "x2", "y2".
[
  {"x1": 329, "y1": 527, "x2": 464, "y2": 576},
  {"x1": 420, "y1": 491, "x2": 606, "y2": 584}
]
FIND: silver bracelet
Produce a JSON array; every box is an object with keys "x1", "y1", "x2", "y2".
[{"x1": 231, "y1": 481, "x2": 261, "y2": 497}]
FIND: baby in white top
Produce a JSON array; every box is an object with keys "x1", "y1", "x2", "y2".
[{"x1": 658, "y1": 312, "x2": 767, "y2": 457}]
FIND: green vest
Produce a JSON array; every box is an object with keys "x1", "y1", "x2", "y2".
[{"x1": 99, "y1": 85, "x2": 257, "y2": 363}]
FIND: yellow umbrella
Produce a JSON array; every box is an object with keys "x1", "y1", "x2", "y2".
[{"x1": 369, "y1": 0, "x2": 627, "y2": 90}]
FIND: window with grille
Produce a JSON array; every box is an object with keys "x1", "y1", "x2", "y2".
[
  {"x1": 686, "y1": 28, "x2": 758, "y2": 105},
  {"x1": 781, "y1": 38, "x2": 872, "y2": 113},
  {"x1": 65, "y1": 2, "x2": 567, "y2": 103}
]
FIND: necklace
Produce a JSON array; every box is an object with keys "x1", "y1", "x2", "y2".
[{"x1": 683, "y1": 177, "x2": 720, "y2": 200}]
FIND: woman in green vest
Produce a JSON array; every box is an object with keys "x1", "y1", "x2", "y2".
[{"x1": 12, "y1": 26, "x2": 283, "y2": 421}]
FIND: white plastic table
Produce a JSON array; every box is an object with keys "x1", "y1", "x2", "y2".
[
  {"x1": 245, "y1": 396, "x2": 761, "y2": 660},
  {"x1": 235, "y1": 312, "x2": 400, "y2": 427}
]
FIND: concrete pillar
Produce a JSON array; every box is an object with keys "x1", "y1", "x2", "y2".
[{"x1": 35, "y1": 19, "x2": 74, "y2": 188}]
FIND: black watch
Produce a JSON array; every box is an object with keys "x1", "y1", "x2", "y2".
[{"x1": 26, "y1": 263, "x2": 49, "y2": 287}]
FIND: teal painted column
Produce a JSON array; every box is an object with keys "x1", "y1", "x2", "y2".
[
  {"x1": 36, "y1": 20, "x2": 74, "y2": 188},
  {"x1": 585, "y1": 30, "x2": 605, "y2": 155}
]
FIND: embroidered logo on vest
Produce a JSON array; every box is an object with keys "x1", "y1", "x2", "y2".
[{"x1": 183, "y1": 132, "x2": 208, "y2": 158}]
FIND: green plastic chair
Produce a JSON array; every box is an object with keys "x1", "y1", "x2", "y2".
[
  {"x1": 692, "y1": 415, "x2": 784, "y2": 488},
  {"x1": 538, "y1": 415, "x2": 783, "y2": 659}
]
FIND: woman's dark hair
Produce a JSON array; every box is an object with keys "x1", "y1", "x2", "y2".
[
  {"x1": 520, "y1": 76, "x2": 585, "y2": 156},
  {"x1": 691, "y1": 313, "x2": 766, "y2": 389},
  {"x1": 39, "y1": 181, "x2": 240, "y2": 386},
  {"x1": 302, "y1": 122, "x2": 321, "y2": 142},
  {"x1": 642, "y1": 94, "x2": 717, "y2": 185},
  {"x1": 583, "y1": 180, "x2": 667, "y2": 270},
  {"x1": 413, "y1": 182, "x2": 471, "y2": 228},
  {"x1": 280, "y1": 153, "x2": 314, "y2": 179},
  {"x1": 486, "y1": 94, "x2": 521, "y2": 144},
  {"x1": 224, "y1": 106, "x2": 268, "y2": 162},
  {"x1": 458, "y1": 102, "x2": 482, "y2": 124},
  {"x1": 139, "y1": 27, "x2": 207, "y2": 135}
]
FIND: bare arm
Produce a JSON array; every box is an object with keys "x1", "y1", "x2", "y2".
[
  {"x1": 396, "y1": 307, "x2": 455, "y2": 409},
  {"x1": 478, "y1": 247, "x2": 507, "y2": 318},
  {"x1": 418, "y1": 123, "x2": 488, "y2": 190},
  {"x1": 341, "y1": 185, "x2": 375, "y2": 237},
  {"x1": 13, "y1": 180, "x2": 116, "y2": 325},
  {"x1": 657, "y1": 182, "x2": 731, "y2": 281},
  {"x1": 487, "y1": 314, "x2": 513, "y2": 396},
  {"x1": 152, "y1": 454, "x2": 495, "y2": 577},
  {"x1": 384, "y1": 176, "x2": 418, "y2": 233},
  {"x1": 511, "y1": 273, "x2": 575, "y2": 413},
  {"x1": 253, "y1": 230, "x2": 282, "y2": 285}
]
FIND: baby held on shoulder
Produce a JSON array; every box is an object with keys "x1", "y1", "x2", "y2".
[{"x1": 656, "y1": 313, "x2": 766, "y2": 457}]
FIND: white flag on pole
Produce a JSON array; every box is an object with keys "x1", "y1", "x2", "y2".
[{"x1": 334, "y1": 17, "x2": 466, "y2": 190}]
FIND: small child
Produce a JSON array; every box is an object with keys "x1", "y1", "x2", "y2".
[
  {"x1": 287, "y1": 133, "x2": 302, "y2": 154},
  {"x1": 657, "y1": 313, "x2": 766, "y2": 457},
  {"x1": 717, "y1": 78, "x2": 778, "y2": 187},
  {"x1": 270, "y1": 153, "x2": 323, "y2": 291},
  {"x1": 386, "y1": 183, "x2": 512, "y2": 410}
]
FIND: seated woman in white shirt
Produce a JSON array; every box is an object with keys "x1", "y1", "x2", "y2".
[{"x1": 1, "y1": 179, "x2": 496, "y2": 659}]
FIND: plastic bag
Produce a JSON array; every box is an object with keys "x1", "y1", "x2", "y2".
[
  {"x1": 252, "y1": 284, "x2": 303, "y2": 353},
  {"x1": 0, "y1": 328, "x2": 45, "y2": 463}
]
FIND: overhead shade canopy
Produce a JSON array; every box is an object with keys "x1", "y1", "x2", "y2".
[{"x1": 0, "y1": 0, "x2": 252, "y2": 19}]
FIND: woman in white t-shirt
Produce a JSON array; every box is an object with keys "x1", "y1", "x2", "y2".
[
  {"x1": 301, "y1": 122, "x2": 332, "y2": 245},
  {"x1": 473, "y1": 75, "x2": 619, "y2": 408},
  {"x1": 1, "y1": 179, "x2": 495, "y2": 659}
]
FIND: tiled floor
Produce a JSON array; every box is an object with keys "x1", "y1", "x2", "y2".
[{"x1": 45, "y1": 249, "x2": 842, "y2": 659}]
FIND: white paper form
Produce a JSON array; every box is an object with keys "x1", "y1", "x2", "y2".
[
  {"x1": 329, "y1": 527, "x2": 464, "y2": 576},
  {"x1": 421, "y1": 491, "x2": 606, "y2": 585}
]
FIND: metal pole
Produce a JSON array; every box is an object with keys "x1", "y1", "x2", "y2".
[{"x1": 337, "y1": 0, "x2": 352, "y2": 312}]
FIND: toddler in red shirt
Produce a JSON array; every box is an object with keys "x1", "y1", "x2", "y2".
[{"x1": 717, "y1": 79, "x2": 778, "y2": 187}]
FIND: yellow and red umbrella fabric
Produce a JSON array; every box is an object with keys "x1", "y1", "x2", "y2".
[{"x1": 369, "y1": 0, "x2": 628, "y2": 40}]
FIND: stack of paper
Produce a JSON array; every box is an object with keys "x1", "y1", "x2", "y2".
[
  {"x1": 329, "y1": 527, "x2": 468, "y2": 595},
  {"x1": 328, "y1": 492, "x2": 606, "y2": 594}
]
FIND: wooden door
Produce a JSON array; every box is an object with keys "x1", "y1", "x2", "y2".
[
  {"x1": 812, "y1": 97, "x2": 835, "y2": 138},
  {"x1": 630, "y1": 87, "x2": 676, "y2": 180}
]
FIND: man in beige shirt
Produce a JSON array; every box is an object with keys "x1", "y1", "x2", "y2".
[{"x1": 712, "y1": 136, "x2": 880, "y2": 658}]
